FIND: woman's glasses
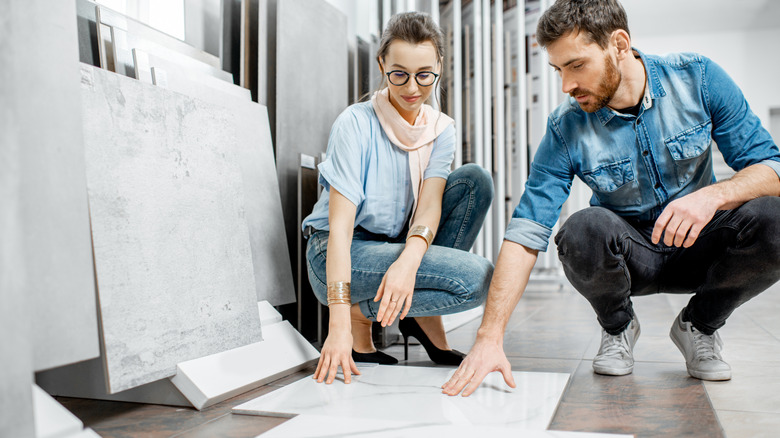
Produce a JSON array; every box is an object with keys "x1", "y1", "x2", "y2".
[{"x1": 385, "y1": 70, "x2": 439, "y2": 87}]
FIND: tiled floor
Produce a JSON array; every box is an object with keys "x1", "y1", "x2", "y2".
[{"x1": 58, "y1": 280, "x2": 780, "y2": 437}]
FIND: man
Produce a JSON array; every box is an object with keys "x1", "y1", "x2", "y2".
[{"x1": 442, "y1": 0, "x2": 780, "y2": 396}]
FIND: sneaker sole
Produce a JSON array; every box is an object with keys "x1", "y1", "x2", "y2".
[
  {"x1": 670, "y1": 323, "x2": 732, "y2": 381},
  {"x1": 592, "y1": 364, "x2": 633, "y2": 376}
]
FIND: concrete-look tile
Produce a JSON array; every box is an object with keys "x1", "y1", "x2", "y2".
[
  {"x1": 81, "y1": 65, "x2": 262, "y2": 393},
  {"x1": 715, "y1": 410, "x2": 780, "y2": 438},
  {"x1": 507, "y1": 357, "x2": 583, "y2": 375},
  {"x1": 503, "y1": 327, "x2": 597, "y2": 360},
  {"x1": 714, "y1": 336, "x2": 780, "y2": 365},
  {"x1": 703, "y1": 362, "x2": 780, "y2": 413}
]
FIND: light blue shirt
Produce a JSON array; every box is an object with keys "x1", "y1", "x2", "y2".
[
  {"x1": 505, "y1": 49, "x2": 780, "y2": 252},
  {"x1": 302, "y1": 101, "x2": 456, "y2": 238}
]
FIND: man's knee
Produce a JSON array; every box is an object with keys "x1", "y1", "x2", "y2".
[
  {"x1": 555, "y1": 207, "x2": 622, "y2": 253},
  {"x1": 738, "y1": 197, "x2": 780, "y2": 261}
]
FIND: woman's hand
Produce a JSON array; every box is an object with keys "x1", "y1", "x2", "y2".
[
  {"x1": 374, "y1": 257, "x2": 418, "y2": 326},
  {"x1": 313, "y1": 329, "x2": 360, "y2": 384}
]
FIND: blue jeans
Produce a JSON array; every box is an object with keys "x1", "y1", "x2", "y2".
[
  {"x1": 306, "y1": 163, "x2": 494, "y2": 320},
  {"x1": 555, "y1": 197, "x2": 780, "y2": 335}
]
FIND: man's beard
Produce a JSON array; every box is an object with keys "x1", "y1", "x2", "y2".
[{"x1": 570, "y1": 55, "x2": 621, "y2": 113}]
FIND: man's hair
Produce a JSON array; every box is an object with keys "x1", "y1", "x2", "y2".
[{"x1": 536, "y1": 0, "x2": 630, "y2": 49}]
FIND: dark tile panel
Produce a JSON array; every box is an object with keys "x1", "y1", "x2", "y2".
[
  {"x1": 561, "y1": 361, "x2": 709, "y2": 410},
  {"x1": 551, "y1": 401, "x2": 724, "y2": 438},
  {"x1": 172, "y1": 414, "x2": 288, "y2": 438}
]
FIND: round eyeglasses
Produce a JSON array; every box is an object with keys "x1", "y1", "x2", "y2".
[{"x1": 385, "y1": 70, "x2": 440, "y2": 87}]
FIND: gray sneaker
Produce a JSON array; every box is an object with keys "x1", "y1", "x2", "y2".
[
  {"x1": 670, "y1": 309, "x2": 731, "y2": 381},
  {"x1": 593, "y1": 317, "x2": 641, "y2": 376}
]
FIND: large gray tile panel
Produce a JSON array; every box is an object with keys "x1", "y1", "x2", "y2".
[
  {"x1": 274, "y1": 0, "x2": 348, "y2": 275},
  {"x1": 80, "y1": 65, "x2": 262, "y2": 393},
  {"x1": 1, "y1": 3, "x2": 36, "y2": 436},
  {"x1": 144, "y1": 59, "x2": 294, "y2": 305},
  {"x1": 20, "y1": 0, "x2": 100, "y2": 373}
]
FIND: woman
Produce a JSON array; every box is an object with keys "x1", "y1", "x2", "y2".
[{"x1": 302, "y1": 12, "x2": 493, "y2": 385}]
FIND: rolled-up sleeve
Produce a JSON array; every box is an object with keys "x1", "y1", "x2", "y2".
[
  {"x1": 505, "y1": 118, "x2": 574, "y2": 251},
  {"x1": 704, "y1": 57, "x2": 780, "y2": 179},
  {"x1": 317, "y1": 110, "x2": 365, "y2": 207},
  {"x1": 424, "y1": 124, "x2": 456, "y2": 180}
]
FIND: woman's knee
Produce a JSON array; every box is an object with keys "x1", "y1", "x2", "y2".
[{"x1": 450, "y1": 163, "x2": 494, "y2": 202}]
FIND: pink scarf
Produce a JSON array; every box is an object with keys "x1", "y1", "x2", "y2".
[{"x1": 371, "y1": 88, "x2": 454, "y2": 220}]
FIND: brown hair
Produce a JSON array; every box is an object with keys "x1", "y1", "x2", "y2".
[
  {"x1": 536, "y1": 0, "x2": 630, "y2": 49},
  {"x1": 376, "y1": 12, "x2": 445, "y2": 80}
]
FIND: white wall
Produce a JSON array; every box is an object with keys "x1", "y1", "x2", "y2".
[{"x1": 631, "y1": 28, "x2": 780, "y2": 129}]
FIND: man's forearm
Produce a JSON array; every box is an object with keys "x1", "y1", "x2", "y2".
[
  {"x1": 476, "y1": 240, "x2": 539, "y2": 342},
  {"x1": 706, "y1": 163, "x2": 780, "y2": 210}
]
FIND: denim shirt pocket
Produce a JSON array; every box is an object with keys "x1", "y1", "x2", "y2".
[
  {"x1": 664, "y1": 121, "x2": 712, "y2": 186},
  {"x1": 581, "y1": 158, "x2": 641, "y2": 207}
]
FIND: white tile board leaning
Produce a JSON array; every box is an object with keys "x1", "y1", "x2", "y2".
[
  {"x1": 80, "y1": 64, "x2": 262, "y2": 393},
  {"x1": 171, "y1": 319, "x2": 320, "y2": 410},
  {"x1": 32, "y1": 385, "x2": 84, "y2": 438},
  {"x1": 233, "y1": 365, "x2": 570, "y2": 430},
  {"x1": 143, "y1": 58, "x2": 294, "y2": 305},
  {"x1": 19, "y1": 0, "x2": 99, "y2": 373},
  {"x1": 258, "y1": 414, "x2": 635, "y2": 438}
]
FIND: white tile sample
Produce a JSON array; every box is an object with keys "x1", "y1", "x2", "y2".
[
  {"x1": 258, "y1": 301, "x2": 283, "y2": 326},
  {"x1": 234, "y1": 365, "x2": 570, "y2": 430},
  {"x1": 32, "y1": 385, "x2": 84, "y2": 438},
  {"x1": 146, "y1": 63, "x2": 295, "y2": 305},
  {"x1": 259, "y1": 415, "x2": 633, "y2": 438},
  {"x1": 171, "y1": 320, "x2": 320, "y2": 410},
  {"x1": 80, "y1": 64, "x2": 262, "y2": 393}
]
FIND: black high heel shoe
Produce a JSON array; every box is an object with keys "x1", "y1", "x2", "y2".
[
  {"x1": 399, "y1": 317, "x2": 465, "y2": 365},
  {"x1": 352, "y1": 349, "x2": 398, "y2": 365}
]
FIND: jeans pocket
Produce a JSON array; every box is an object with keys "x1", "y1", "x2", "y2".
[{"x1": 664, "y1": 120, "x2": 712, "y2": 186}]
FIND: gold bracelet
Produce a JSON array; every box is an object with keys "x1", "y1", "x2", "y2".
[
  {"x1": 327, "y1": 281, "x2": 351, "y2": 305},
  {"x1": 407, "y1": 225, "x2": 434, "y2": 249}
]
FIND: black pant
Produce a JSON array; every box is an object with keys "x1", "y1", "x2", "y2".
[{"x1": 554, "y1": 197, "x2": 780, "y2": 336}]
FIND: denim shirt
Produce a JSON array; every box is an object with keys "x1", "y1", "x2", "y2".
[
  {"x1": 302, "y1": 101, "x2": 456, "y2": 238},
  {"x1": 505, "y1": 49, "x2": 780, "y2": 252}
]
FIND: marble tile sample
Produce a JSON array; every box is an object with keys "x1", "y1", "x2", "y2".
[
  {"x1": 144, "y1": 61, "x2": 294, "y2": 305},
  {"x1": 32, "y1": 385, "x2": 84, "y2": 438},
  {"x1": 259, "y1": 415, "x2": 634, "y2": 438},
  {"x1": 14, "y1": 0, "x2": 100, "y2": 372},
  {"x1": 234, "y1": 365, "x2": 570, "y2": 430},
  {"x1": 80, "y1": 64, "x2": 262, "y2": 393},
  {"x1": 171, "y1": 320, "x2": 320, "y2": 410}
]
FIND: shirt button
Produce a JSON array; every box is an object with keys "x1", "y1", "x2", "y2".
[
  {"x1": 642, "y1": 150, "x2": 649, "y2": 156},
  {"x1": 654, "y1": 182, "x2": 661, "y2": 189}
]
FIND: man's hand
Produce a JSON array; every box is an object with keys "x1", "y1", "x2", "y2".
[
  {"x1": 441, "y1": 339, "x2": 515, "y2": 397},
  {"x1": 652, "y1": 189, "x2": 719, "y2": 248}
]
